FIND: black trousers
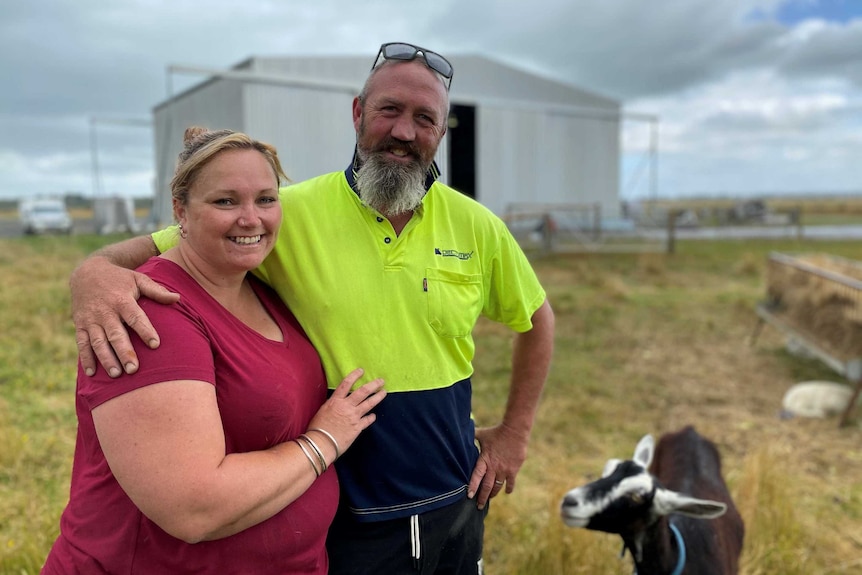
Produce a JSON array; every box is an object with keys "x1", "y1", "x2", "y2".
[{"x1": 327, "y1": 495, "x2": 488, "y2": 575}]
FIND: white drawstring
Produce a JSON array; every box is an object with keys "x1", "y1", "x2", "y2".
[{"x1": 410, "y1": 514, "x2": 421, "y2": 567}]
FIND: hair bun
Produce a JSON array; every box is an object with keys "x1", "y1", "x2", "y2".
[{"x1": 183, "y1": 126, "x2": 209, "y2": 146}]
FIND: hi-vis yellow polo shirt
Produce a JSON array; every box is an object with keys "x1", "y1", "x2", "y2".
[{"x1": 154, "y1": 162, "x2": 546, "y2": 522}]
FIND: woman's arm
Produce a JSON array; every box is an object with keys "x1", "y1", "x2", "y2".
[{"x1": 93, "y1": 369, "x2": 385, "y2": 543}]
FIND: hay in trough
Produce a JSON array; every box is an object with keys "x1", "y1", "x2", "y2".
[{"x1": 766, "y1": 253, "x2": 862, "y2": 359}]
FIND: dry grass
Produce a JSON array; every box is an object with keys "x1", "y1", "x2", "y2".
[
  {"x1": 476, "y1": 245, "x2": 862, "y2": 574},
  {"x1": 1, "y1": 235, "x2": 861, "y2": 573},
  {"x1": 0, "y1": 237, "x2": 92, "y2": 574}
]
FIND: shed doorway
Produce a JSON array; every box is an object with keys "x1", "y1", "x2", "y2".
[{"x1": 447, "y1": 104, "x2": 476, "y2": 199}]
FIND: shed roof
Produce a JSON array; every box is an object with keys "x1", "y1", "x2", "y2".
[
  {"x1": 241, "y1": 54, "x2": 619, "y2": 110},
  {"x1": 158, "y1": 53, "x2": 620, "y2": 113}
]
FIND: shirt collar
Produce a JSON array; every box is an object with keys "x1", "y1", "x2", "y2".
[{"x1": 344, "y1": 146, "x2": 442, "y2": 196}]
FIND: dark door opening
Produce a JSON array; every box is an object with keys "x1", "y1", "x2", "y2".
[{"x1": 447, "y1": 104, "x2": 476, "y2": 199}]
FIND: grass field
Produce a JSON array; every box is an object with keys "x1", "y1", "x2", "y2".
[{"x1": 1, "y1": 233, "x2": 861, "y2": 573}]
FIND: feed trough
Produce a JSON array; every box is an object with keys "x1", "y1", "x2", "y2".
[{"x1": 752, "y1": 252, "x2": 862, "y2": 426}]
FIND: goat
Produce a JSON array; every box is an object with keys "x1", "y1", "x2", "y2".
[{"x1": 560, "y1": 426, "x2": 744, "y2": 575}]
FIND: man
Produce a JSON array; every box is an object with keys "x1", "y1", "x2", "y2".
[{"x1": 71, "y1": 42, "x2": 554, "y2": 575}]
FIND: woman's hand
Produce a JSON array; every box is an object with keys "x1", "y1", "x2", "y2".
[{"x1": 306, "y1": 368, "x2": 386, "y2": 456}]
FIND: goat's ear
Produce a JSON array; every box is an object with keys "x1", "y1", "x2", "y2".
[
  {"x1": 653, "y1": 488, "x2": 728, "y2": 519},
  {"x1": 633, "y1": 434, "x2": 654, "y2": 469}
]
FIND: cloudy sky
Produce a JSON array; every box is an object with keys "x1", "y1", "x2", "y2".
[{"x1": 2, "y1": 0, "x2": 862, "y2": 201}]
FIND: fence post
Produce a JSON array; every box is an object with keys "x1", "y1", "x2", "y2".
[
  {"x1": 593, "y1": 203, "x2": 601, "y2": 241},
  {"x1": 542, "y1": 213, "x2": 554, "y2": 255},
  {"x1": 666, "y1": 210, "x2": 677, "y2": 255},
  {"x1": 792, "y1": 206, "x2": 803, "y2": 241}
]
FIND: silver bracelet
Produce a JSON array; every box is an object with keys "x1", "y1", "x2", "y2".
[
  {"x1": 299, "y1": 434, "x2": 328, "y2": 474},
  {"x1": 293, "y1": 438, "x2": 320, "y2": 477},
  {"x1": 308, "y1": 427, "x2": 341, "y2": 459}
]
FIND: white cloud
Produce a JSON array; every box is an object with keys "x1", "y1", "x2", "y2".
[
  {"x1": 621, "y1": 64, "x2": 862, "y2": 197},
  {"x1": 0, "y1": 149, "x2": 92, "y2": 197}
]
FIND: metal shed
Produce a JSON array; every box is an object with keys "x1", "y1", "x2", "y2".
[{"x1": 151, "y1": 54, "x2": 621, "y2": 226}]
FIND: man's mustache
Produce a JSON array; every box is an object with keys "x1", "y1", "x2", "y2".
[{"x1": 371, "y1": 138, "x2": 421, "y2": 161}]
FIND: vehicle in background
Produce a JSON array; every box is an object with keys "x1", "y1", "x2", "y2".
[{"x1": 19, "y1": 198, "x2": 73, "y2": 235}]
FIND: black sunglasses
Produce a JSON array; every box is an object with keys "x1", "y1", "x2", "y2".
[{"x1": 372, "y1": 42, "x2": 454, "y2": 90}]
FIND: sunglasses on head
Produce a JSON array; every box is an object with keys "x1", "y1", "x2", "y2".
[{"x1": 372, "y1": 42, "x2": 454, "y2": 90}]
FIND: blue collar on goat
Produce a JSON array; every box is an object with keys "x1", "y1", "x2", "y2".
[
  {"x1": 667, "y1": 522, "x2": 686, "y2": 575},
  {"x1": 625, "y1": 519, "x2": 686, "y2": 575}
]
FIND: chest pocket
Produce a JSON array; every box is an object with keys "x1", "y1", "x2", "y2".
[{"x1": 425, "y1": 268, "x2": 484, "y2": 338}]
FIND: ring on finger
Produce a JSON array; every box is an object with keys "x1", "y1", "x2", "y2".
[{"x1": 494, "y1": 480, "x2": 504, "y2": 485}]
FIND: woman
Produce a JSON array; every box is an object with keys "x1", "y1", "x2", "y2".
[{"x1": 42, "y1": 127, "x2": 387, "y2": 574}]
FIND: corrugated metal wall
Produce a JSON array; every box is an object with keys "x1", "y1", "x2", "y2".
[
  {"x1": 246, "y1": 56, "x2": 370, "y2": 88},
  {"x1": 243, "y1": 84, "x2": 357, "y2": 183},
  {"x1": 153, "y1": 80, "x2": 245, "y2": 225},
  {"x1": 477, "y1": 105, "x2": 619, "y2": 217}
]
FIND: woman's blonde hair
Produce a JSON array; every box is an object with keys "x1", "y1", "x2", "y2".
[{"x1": 170, "y1": 126, "x2": 288, "y2": 207}]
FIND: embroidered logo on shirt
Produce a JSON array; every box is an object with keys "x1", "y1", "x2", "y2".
[{"x1": 434, "y1": 248, "x2": 474, "y2": 261}]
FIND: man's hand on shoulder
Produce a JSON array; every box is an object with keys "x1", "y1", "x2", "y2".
[{"x1": 70, "y1": 237, "x2": 179, "y2": 377}]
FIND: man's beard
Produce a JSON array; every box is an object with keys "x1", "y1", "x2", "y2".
[{"x1": 355, "y1": 148, "x2": 427, "y2": 217}]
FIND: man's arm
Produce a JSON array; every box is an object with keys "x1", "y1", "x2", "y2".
[
  {"x1": 70, "y1": 235, "x2": 179, "y2": 378},
  {"x1": 468, "y1": 298, "x2": 555, "y2": 509}
]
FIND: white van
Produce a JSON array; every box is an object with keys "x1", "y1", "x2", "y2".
[{"x1": 19, "y1": 199, "x2": 73, "y2": 235}]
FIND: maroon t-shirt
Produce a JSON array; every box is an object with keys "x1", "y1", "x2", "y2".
[{"x1": 43, "y1": 258, "x2": 336, "y2": 574}]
